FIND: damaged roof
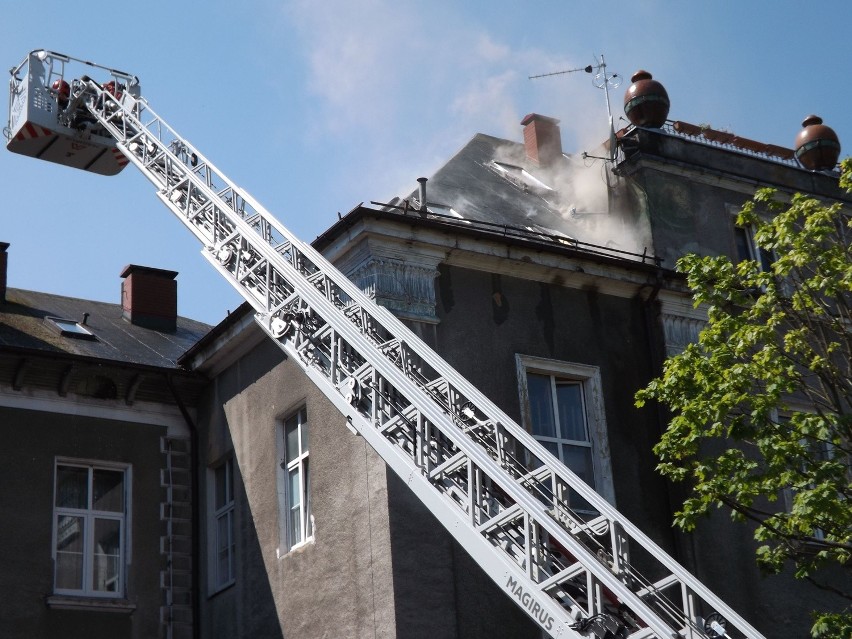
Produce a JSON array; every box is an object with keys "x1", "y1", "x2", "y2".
[
  {"x1": 398, "y1": 133, "x2": 589, "y2": 239},
  {"x1": 356, "y1": 130, "x2": 656, "y2": 264}
]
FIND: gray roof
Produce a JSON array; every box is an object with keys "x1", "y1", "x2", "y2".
[
  {"x1": 414, "y1": 133, "x2": 573, "y2": 232},
  {"x1": 399, "y1": 133, "x2": 644, "y2": 258},
  {"x1": 0, "y1": 288, "x2": 211, "y2": 370}
]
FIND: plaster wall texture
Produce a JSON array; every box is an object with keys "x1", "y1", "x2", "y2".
[
  {"x1": 623, "y1": 130, "x2": 851, "y2": 272},
  {"x1": 0, "y1": 406, "x2": 165, "y2": 639},
  {"x1": 433, "y1": 264, "x2": 676, "y2": 551},
  {"x1": 197, "y1": 343, "x2": 398, "y2": 639},
  {"x1": 195, "y1": 331, "x2": 562, "y2": 639}
]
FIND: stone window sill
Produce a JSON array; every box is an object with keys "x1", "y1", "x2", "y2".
[{"x1": 45, "y1": 595, "x2": 137, "y2": 614}]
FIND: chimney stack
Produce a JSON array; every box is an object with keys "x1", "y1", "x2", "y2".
[
  {"x1": 0, "y1": 242, "x2": 9, "y2": 304},
  {"x1": 521, "y1": 114, "x2": 563, "y2": 167},
  {"x1": 120, "y1": 264, "x2": 178, "y2": 331}
]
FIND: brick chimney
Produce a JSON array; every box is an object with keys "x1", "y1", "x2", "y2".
[
  {"x1": 521, "y1": 113, "x2": 563, "y2": 167},
  {"x1": 0, "y1": 242, "x2": 9, "y2": 304},
  {"x1": 120, "y1": 264, "x2": 178, "y2": 331}
]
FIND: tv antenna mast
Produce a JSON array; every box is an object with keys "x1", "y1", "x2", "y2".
[{"x1": 529, "y1": 54, "x2": 621, "y2": 161}]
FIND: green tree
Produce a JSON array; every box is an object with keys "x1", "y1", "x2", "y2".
[{"x1": 636, "y1": 159, "x2": 852, "y2": 637}]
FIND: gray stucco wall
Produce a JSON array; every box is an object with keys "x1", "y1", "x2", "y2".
[
  {"x1": 0, "y1": 406, "x2": 166, "y2": 639},
  {"x1": 196, "y1": 325, "x2": 565, "y2": 639},
  {"x1": 434, "y1": 264, "x2": 673, "y2": 545},
  {"x1": 433, "y1": 261, "x2": 849, "y2": 637},
  {"x1": 620, "y1": 129, "x2": 852, "y2": 272},
  {"x1": 383, "y1": 470, "x2": 540, "y2": 639},
  {"x1": 197, "y1": 343, "x2": 399, "y2": 639},
  {"x1": 634, "y1": 168, "x2": 750, "y2": 269}
]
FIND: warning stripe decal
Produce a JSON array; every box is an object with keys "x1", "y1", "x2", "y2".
[
  {"x1": 111, "y1": 147, "x2": 129, "y2": 167},
  {"x1": 14, "y1": 122, "x2": 54, "y2": 141}
]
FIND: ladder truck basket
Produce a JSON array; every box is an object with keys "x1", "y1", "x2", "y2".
[{"x1": 5, "y1": 50, "x2": 138, "y2": 176}]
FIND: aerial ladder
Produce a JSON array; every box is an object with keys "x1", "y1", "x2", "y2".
[{"x1": 7, "y1": 50, "x2": 767, "y2": 639}]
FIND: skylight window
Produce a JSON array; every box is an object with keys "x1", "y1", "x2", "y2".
[
  {"x1": 447, "y1": 208, "x2": 471, "y2": 224},
  {"x1": 45, "y1": 316, "x2": 97, "y2": 341},
  {"x1": 491, "y1": 161, "x2": 553, "y2": 191},
  {"x1": 425, "y1": 203, "x2": 472, "y2": 225},
  {"x1": 520, "y1": 169, "x2": 552, "y2": 191}
]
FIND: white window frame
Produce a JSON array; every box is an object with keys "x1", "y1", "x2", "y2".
[
  {"x1": 728, "y1": 204, "x2": 774, "y2": 272},
  {"x1": 515, "y1": 355, "x2": 615, "y2": 508},
  {"x1": 277, "y1": 407, "x2": 313, "y2": 554},
  {"x1": 208, "y1": 457, "x2": 235, "y2": 592},
  {"x1": 52, "y1": 459, "x2": 131, "y2": 599}
]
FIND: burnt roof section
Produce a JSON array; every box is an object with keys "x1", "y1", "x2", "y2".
[
  {"x1": 401, "y1": 133, "x2": 576, "y2": 234},
  {"x1": 0, "y1": 288, "x2": 211, "y2": 370},
  {"x1": 315, "y1": 132, "x2": 661, "y2": 266}
]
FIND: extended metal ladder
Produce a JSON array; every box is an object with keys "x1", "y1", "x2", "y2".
[{"x1": 11, "y1": 51, "x2": 766, "y2": 639}]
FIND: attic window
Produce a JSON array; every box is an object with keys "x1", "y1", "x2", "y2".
[
  {"x1": 491, "y1": 161, "x2": 553, "y2": 192},
  {"x1": 45, "y1": 316, "x2": 97, "y2": 341}
]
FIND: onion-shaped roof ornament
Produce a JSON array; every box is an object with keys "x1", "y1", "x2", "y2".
[
  {"x1": 794, "y1": 115, "x2": 841, "y2": 171},
  {"x1": 623, "y1": 70, "x2": 670, "y2": 128}
]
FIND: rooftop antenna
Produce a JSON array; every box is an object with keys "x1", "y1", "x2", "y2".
[{"x1": 529, "y1": 54, "x2": 621, "y2": 161}]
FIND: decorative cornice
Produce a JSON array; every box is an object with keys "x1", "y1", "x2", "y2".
[
  {"x1": 661, "y1": 312, "x2": 706, "y2": 356},
  {"x1": 347, "y1": 258, "x2": 440, "y2": 322}
]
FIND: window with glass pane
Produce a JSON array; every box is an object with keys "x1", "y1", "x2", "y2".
[
  {"x1": 283, "y1": 408, "x2": 312, "y2": 549},
  {"x1": 526, "y1": 372, "x2": 595, "y2": 511},
  {"x1": 734, "y1": 225, "x2": 773, "y2": 272},
  {"x1": 213, "y1": 458, "x2": 235, "y2": 589},
  {"x1": 53, "y1": 462, "x2": 126, "y2": 597}
]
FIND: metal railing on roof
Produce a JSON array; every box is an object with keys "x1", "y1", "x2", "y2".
[
  {"x1": 371, "y1": 200, "x2": 663, "y2": 267},
  {"x1": 646, "y1": 120, "x2": 802, "y2": 168}
]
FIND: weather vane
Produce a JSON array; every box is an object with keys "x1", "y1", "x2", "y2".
[{"x1": 530, "y1": 54, "x2": 621, "y2": 161}]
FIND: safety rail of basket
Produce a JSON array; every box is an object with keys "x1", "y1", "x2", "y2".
[{"x1": 75, "y1": 77, "x2": 766, "y2": 639}]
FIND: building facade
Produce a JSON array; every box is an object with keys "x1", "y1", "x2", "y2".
[
  {"x1": 183, "y1": 104, "x2": 849, "y2": 638},
  {"x1": 0, "y1": 249, "x2": 210, "y2": 639},
  {"x1": 4, "y1": 85, "x2": 848, "y2": 638}
]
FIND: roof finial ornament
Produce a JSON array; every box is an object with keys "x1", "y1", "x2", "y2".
[
  {"x1": 794, "y1": 115, "x2": 841, "y2": 171},
  {"x1": 623, "y1": 70, "x2": 670, "y2": 129}
]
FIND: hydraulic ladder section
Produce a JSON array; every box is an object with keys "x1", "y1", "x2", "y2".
[{"x1": 52, "y1": 66, "x2": 764, "y2": 639}]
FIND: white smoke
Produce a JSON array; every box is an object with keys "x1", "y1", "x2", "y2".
[
  {"x1": 548, "y1": 153, "x2": 653, "y2": 258},
  {"x1": 486, "y1": 138, "x2": 653, "y2": 260}
]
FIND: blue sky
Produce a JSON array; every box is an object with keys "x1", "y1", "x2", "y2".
[{"x1": 2, "y1": 0, "x2": 850, "y2": 325}]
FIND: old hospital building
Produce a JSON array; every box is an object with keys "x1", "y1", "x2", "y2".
[{"x1": 1, "y1": 67, "x2": 848, "y2": 638}]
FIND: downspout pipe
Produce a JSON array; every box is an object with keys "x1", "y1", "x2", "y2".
[
  {"x1": 166, "y1": 374, "x2": 201, "y2": 639},
  {"x1": 637, "y1": 275, "x2": 700, "y2": 575}
]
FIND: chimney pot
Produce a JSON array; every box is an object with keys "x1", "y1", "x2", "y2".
[
  {"x1": 520, "y1": 114, "x2": 563, "y2": 167},
  {"x1": 417, "y1": 177, "x2": 428, "y2": 213},
  {"x1": 120, "y1": 264, "x2": 178, "y2": 331}
]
